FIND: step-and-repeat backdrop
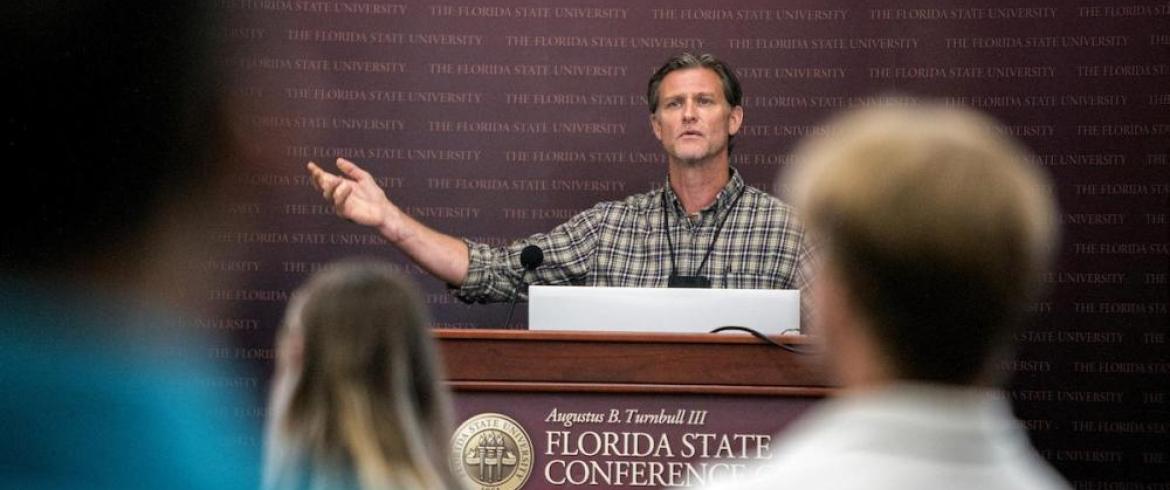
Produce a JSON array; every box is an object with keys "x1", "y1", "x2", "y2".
[{"x1": 202, "y1": 1, "x2": 1168, "y2": 487}]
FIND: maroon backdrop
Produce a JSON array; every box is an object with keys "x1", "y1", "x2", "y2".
[{"x1": 204, "y1": 1, "x2": 1169, "y2": 487}]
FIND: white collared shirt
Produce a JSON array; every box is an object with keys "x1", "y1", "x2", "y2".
[{"x1": 703, "y1": 383, "x2": 1072, "y2": 490}]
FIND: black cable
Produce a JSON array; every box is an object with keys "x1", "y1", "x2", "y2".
[
  {"x1": 695, "y1": 186, "x2": 746, "y2": 276},
  {"x1": 503, "y1": 274, "x2": 526, "y2": 329},
  {"x1": 709, "y1": 325, "x2": 819, "y2": 354},
  {"x1": 504, "y1": 245, "x2": 544, "y2": 328}
]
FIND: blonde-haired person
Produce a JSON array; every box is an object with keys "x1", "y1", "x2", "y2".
[
  {"x1": 706, "y1": 101, "x2": 1071, "y2": 490},
  {"x1": 264, "y1": 259, "x2": 463, "y2": 490}
]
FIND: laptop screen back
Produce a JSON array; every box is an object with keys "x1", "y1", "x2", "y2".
[{"x1": 527, "y1": 285, "x2": 800, "y2": 334}]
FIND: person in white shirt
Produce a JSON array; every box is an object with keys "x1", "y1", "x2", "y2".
[{"x1": 705, "y1": 101, "x2": 1072, "y2": 490}]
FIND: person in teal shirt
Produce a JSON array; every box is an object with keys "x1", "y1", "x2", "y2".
[
  {"x1": 2, "y1": 2, "x2": 261, "y2": 488},
  {"x1": 2, "y1": 283, "x2": 261, "y2": 490}
]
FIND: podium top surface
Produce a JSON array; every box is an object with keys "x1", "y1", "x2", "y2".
[{"x1": 434, "y1": 328, "x2": 833, "y2": 396}]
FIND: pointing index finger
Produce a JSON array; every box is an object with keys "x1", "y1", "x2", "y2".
[
  {"x1": 336, "y1": 157, "x2": 373, "y2": 182},
  {"x1": 306, "y1": 161, "x2": 328, "y2": 190}
]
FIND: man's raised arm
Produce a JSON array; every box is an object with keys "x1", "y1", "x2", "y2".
[{"x1": 307, "y1": 158, "x2": 470, "y2": 286}]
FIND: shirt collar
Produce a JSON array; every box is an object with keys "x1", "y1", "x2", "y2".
[{"x1": 662, "y1": 167, "x2": 745, "y2": 216}]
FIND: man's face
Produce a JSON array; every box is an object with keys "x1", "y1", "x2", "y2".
[{"x1": 650, "y1": 68, "x2": 744, "y2": 166}]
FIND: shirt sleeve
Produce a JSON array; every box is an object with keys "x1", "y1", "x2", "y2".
[{"x1": 452, "y1": 204, "x2": 603, "y2": 304}]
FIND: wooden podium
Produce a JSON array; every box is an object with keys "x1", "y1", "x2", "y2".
[
  {"x1": 437, "y1": 329, "x2": 834, "y2": 489},
  {"x1": 436, "y1": 328, "x2": 832, "y2": 396}
]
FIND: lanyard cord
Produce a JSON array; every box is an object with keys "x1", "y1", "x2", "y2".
[{"x1": 661, "y1": 184, "x2": 746, "y2": 279}]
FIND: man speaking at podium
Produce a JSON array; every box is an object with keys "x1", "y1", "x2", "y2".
[{"x1": 308, "y1": 52, "x2": 812, "y2": 304}]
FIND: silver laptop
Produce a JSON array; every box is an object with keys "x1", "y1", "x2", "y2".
[{"x1": 528, "y1": 285, "x2": 800, "y2": 334}]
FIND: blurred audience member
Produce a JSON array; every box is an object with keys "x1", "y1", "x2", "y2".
[
  {"x1": 706, "y1": 101, "x2": 1070, "y2": 490},
  {"x1": 2, "y1": 2, "x2": 260, "y2": 489},
  {"x1": 264, "y1": 259, "x2": 462, "y2": 490}
]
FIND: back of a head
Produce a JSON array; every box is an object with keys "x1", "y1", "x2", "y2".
[
  {"x1": 784, "y1": 101, "x2": 1060, "y2": 384},
  {"x1": 277, "y1": 259, "x2": 458, "y2": 490},
  {"x1": 3, "y1": 2, "x2": 227, "y2": 278}
]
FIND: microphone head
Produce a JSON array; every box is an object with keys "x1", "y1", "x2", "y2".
[{"x1": 520, "y1": 245, "x2": 544, "y2": 270}]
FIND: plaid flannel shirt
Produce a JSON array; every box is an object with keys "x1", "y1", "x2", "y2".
[{"x1": 453, "y1": 168, "x2": 813, "y2": 304}]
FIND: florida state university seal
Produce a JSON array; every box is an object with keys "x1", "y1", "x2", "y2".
[{"x1": 451, "y1": 413, "x2": 534, "y2": 490}]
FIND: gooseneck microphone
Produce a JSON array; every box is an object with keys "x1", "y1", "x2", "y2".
[{"x1": 504, "y1": 245, "x2": 545, "y2": 328}]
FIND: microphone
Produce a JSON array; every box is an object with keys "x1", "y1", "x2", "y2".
[
  {"x1": 505, "y1": 245, "x2": 544, "y2": 328},
  {"x1": 520, "y1": 244, "x2": 545, "y2": 272}
]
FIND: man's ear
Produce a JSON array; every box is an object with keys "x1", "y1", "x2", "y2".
[
  {"x1": 814, "y1": 259, "x2": 896, "y2": 386},
  {"x1": 650, "y1": 113, "x2": 663, "y2": 142},
  {"x1": 728, "y1": 105, "x2": 744, "y2": 137}
]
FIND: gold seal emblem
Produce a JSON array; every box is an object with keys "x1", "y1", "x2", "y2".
[{"x1": 451, "y1": 413, "x2": 534, "y2": 490}]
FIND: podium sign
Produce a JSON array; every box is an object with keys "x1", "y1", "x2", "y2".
[{"x1": 437, "y1": 329, "x2": 833, "y2": 489}]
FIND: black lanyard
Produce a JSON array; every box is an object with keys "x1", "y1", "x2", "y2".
[{"x1": 661, "y1": 184, "x2": 746, "y2": 288}]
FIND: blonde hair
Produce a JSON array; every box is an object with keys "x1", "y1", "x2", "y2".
[
  {"x1": 265, "y1": 259, "x2": 460, "y2": 490},
  {"x1": 783, "y1": 100, "x2": 1059, "y2": 384}
]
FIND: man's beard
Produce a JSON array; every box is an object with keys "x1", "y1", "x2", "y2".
[{"x1": 671, "y1": 140, "x2": 728, "y2": 166}]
